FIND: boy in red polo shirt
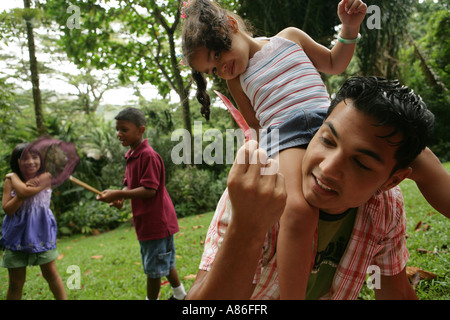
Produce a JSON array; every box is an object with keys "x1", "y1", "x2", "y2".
[{"x1": 97, "y1": 107, "x2": 186, "y2": 300}]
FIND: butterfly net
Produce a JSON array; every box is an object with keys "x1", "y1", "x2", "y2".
[{"x1": 22, "y1": 137, "x2": 80, "y2": 188}]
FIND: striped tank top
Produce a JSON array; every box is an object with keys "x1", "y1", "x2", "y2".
[{"x1": 240, "y1": 36, "x2": 330, "y2": 128}]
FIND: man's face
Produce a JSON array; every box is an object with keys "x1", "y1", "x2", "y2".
[{"x1": 302, "y1": 100, "x2": 411, "y2": 214}]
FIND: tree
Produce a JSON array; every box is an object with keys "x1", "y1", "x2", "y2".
[
  {"x1": 43, "y1": 0, "x2": 192, "y2": 130},
  {"x1": 398, "y1": 0, "x2": 450, "y2": 160},
  {"x1": 116, "y1": 0, "x2": 194, "y2": 149},
  {"x1": 238, "y1": 0, "x2": 340, "y2": 43},
  {"x1": 23, "y1": 0, "x2": 47, "y2": 136},
  {"x1": 65, "y1": 66, "x2": 121, "y2": 115},
  {"x1": 356, "y1": 0, "x2": 415, "y2": 79}
]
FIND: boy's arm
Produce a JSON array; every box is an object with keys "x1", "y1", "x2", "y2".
[
  {"x1": 97, "y1": 186, "x2": 156, "y2": 204},
  {"x1": 2, "y1": 177, "x2": 24, "y2": 216},
  {"x1": 409, "y1": 147, "x2": 450, "y2": 218},
  {"x1": 280, "y1": 0, "x2": 367, "y2": 75}
]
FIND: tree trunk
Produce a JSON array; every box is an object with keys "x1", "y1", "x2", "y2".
[
  {"x1": 23, "y1": 0, "x2": 46, "y2": 136},
  {"x1": 302, "y1": 0, "x2": 312, "y2": 32},
  {"x1": 408, "y1": 32, "x2": 447, "y2": 93}
]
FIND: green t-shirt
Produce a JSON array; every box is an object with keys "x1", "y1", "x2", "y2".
[{"x1": 305, "y1": 208, "x2": 357, "y2": 300}]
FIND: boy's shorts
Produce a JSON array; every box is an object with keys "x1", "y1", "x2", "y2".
[
  {"x1": 259, "y1": 108, "x2": 327, "y2": 158},
  {"x1": 0, "y1": 248, "x2": 59, "y2": 269},
  {"x1": 139, "y1": 235, "x2": 176, "y2": 279}
]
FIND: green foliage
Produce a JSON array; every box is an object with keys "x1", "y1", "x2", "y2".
[
  {"x1": 0, "y1": 0, "x2": 449, "y2": 239},
  {"x1": 167, "y1": 167, "x2": 228, "y2": 217},
  {"x1": 239, "y1": 0, "x2": 340, "y2": 42},
  {"x1": 57, "y1": 199, "x2": 131, "y2": 236},
  {"x1": 357, "y1": 0, "x2": 416, "y2": 78},
  {"x1": 398, "y1": 0, "x2": 450, "y2": 161}
]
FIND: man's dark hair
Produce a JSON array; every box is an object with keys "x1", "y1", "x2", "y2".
[
  {"x1": 115, "y1": 107, "x2": 147, "y2": 127},
  {"x1": 328, "y1": 76, "x2": 435, "y2": 172}
]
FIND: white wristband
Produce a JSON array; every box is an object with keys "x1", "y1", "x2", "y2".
[{"x1": 337, "y1": 33, "x2": 361, "y2": 44}]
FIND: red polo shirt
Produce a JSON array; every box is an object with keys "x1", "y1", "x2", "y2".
[{"x1": 123, "y1": 139, "x2": 179, "y2": 241}]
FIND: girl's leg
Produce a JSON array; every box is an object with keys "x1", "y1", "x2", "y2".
[
  {"x1": 40, "y1": 260, "x2": 67, "y2": 300},
  {"x1": 275, "y1": 148, "x2": 319, "y2": 299},
  {"x1": 6, "y1": 267, "x2": 26, "y2": 300}
]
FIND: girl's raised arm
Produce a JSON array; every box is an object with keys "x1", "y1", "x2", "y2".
[
  {"x1": 7, "y1": 172, "x2": 51, "y2": 199},
  {"x1": 409, "y1": 148, "x2": 450, "y2": 219},
  {"x1": 227, "y1": 77, "x2": 262, "y2": 132},
  {"x1": 279, "y1": 0, "x2": 366, "y2": 75}
]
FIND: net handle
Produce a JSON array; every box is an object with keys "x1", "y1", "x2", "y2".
[{"x1": 69, "y1": 176, "x2": 102, "y2": 195}]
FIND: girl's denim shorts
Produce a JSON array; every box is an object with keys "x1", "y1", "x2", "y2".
[
  {"x1": 259, "y1": 108, "x2": 327, "y2": 158},
  {"x1": 139, "y1": 235, "x2": 176, "y2": 279}
]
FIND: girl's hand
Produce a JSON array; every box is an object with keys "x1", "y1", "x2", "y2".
[
  {"x1": 338, "y1": 0, "x2": 367, "y2": 31},
  {"x1": 26, "y1": 177, "x2": 41, "y2": 187},
  {"x1": 5, "y1": 173, "x2": 15, "y2": 179},
  {"x1": 27, "y1": 172, "x2": 52, "y2": 188}
]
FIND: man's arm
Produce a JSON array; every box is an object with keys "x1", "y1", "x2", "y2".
[
  {"x1": 186, "y1": 227, "x2": 265, "y2": 300},
  {"x1": 186, "y1": 141, "x2": 287, "y2": 299},
  {"x1": 374, "y1": 267, "x2": 418, "y2": 300}
]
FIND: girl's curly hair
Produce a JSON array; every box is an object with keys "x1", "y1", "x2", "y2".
[{"x1": 181, "y1": 0, "x2": 252, "y2": 120}]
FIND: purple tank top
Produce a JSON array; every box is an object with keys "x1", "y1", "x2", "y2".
[{"x1": 0, "y1": 188, "x2": 57, "y2": 253}]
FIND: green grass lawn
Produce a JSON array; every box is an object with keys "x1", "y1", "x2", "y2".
[
  {"x1": 0, "y1": 213, "x2": 214, "y2": 300},
  {"x1": 1, "y1": 164, "x2": 449, "y2": 300}
]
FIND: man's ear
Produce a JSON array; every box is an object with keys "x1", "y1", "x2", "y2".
[
  {"x1": 139, "y1": 126, "x2": 146, "y2": 135},
  {"x1": 380, "y1": 167, "x2": 412, "y2": 192}
]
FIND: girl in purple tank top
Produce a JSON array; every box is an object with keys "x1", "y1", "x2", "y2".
[{"x1": 1, "y1": 143, "x2": 66, "y2": 300}]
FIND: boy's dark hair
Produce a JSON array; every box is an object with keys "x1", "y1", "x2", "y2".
[
  {"x1": 181, "y1": 0, "x2": 252, "y2": 120},
  {"x1": 328, "y1": 76, "x2": 435, "y2": 172},
  {"x1": 115, "y1": 107, "x2": 147, "y2": 127}
]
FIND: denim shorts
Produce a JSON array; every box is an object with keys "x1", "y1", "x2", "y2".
[
  {"x1": 139, "y1": 235, "x2": 176, "y2": 279},
  {"x1": 259, "y1": 108, "x2": 327, "y2": 158}
]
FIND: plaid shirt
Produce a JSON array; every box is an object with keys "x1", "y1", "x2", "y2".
[{"x1": 199, "y1": 186, "x2": 409, "y2": 300}]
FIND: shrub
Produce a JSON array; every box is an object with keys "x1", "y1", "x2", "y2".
[
  {"x1": 167, "y1": 167, "x2": 228, "y2": 217},
  {"x1": 57, "y1": 197, "x2": 131, "y2": 236}
]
